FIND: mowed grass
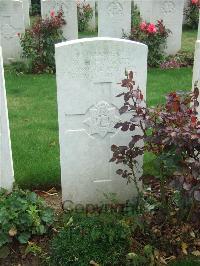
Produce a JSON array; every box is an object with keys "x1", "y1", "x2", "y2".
[
  {"x1": 5, "y1": 67, "x2": 193, "y2": 189},
  {"x1": 5, "y1": 72, "x2": 60, "y2": 189},
  {"x1": 181, "y1": 27, "x2": 197, "y2": 53},
  {"x1": 79, "y1": 27, "x2": 198, "y2": 52}
]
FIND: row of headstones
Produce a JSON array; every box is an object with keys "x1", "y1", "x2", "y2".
[
  {"x1": 41, "y1": 0, "x2": 186, "y2": 56},
  {"x1": 1, "y1": 28, "x2": 200, "y2": 205},
  {"x1": 0, "y1": 0, "x2": 191, "y2": 64},
  {"x1": 1, "y1": 0, "x2": 200, "y2": 203}
]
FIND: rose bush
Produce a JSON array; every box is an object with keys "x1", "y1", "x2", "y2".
[
  {"x1": 184, "y1": 0, "x2": 200, "y2": 29},
  {"x1": 20, "y1": 9, "x2": 66, "y2": 73},
  {"x1": 124, "y1": 20, "x2": 170, "y2": 67}
]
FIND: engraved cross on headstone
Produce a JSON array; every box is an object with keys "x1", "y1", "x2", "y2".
[
  {"x1": 107, "y1": 1, "x2": 123, "y2": 16},
  {"x1": 64, "y1": 81, "x2": 120, "y2": 183}
]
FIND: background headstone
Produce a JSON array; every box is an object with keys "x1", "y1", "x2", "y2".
[
  {"x1": 134, "y1": 0, "x2": 185, "y2": 55},
  {"x1": 192, "y1": 40, "x2": 200, "y2": 116},
  {"x1": 55, "y1": 37, "x2": 147, "y2": 206},
  {"x1": 198, "y1": 11, "x2": 200, "y2": 40},
  {"x1": 134, "y1": 0, "x2": 152, "y2": 21},
  {"x1": 183, "y1": 0, "x2": 189, "y2": 25},
  {"x1": 0, "y1": 0, "x2": 25, "y2": 63},
  {"x1": 41, "y1": 0, "x2": 78, "y2": 40},
  {"x1": 0, "y1": 47, "x2": 14, "y2": 191},
  {"x1": 98, "y1": 0, "x2": 132, "y2": 38},
  {"x1": 22, "y1": 0, "x2": 30, "y2": 28}
]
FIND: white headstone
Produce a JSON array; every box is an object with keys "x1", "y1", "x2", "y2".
[
  {"x1": 22, "y1": 0, "x2": 30, "y2": 28},
  {"x1": 0, "y1": 0, "x2": 25, "y2": 64},
  {"x1": 198, "y1": 11, "x2": 200, "y2": 40},
  {"x1": 134, "y1": 0, "x2": 152, "y2": 21},
  {"x1": 134, "y1": 0, "x2": 185, "y2": 55},
  {"x1": 55, "y1": 37, "x2": 147, "y2": 206},
  {"x1": 41, "y1": 0, "x2": 78, "y2": 40},
  {"x1": 183, "y1": 0, "x2": 189, "y2": 25},
  {"x1": 0, "y1": 47, "x2": 14, "y2": 191},
  {"x1": 98, "y1": 0, "x2": 132, "y2": 38},
  {"x1": 192, "y1": 40, "x2": 200, "y2": 116}
]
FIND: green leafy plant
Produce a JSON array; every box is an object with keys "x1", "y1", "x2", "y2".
[
  {"x1": 20, "y1": 9, "x2": 66, "y2": 73},
  {"x1": 30, "y1": 0, "x2": 41, "y2": 16},
  {"x1": 25, "y1": 241, "x2": 42, "y2": 256},
  {"x1": 77, "y1": 1, "x2": 93, "y2": 32},
  {"x1": 184, "y1": 0, "x2": 200, "y2": 29},
  {"x1": 50, "y1": 213, "x2": 131, "y2": 265},
  {"x1": 0, "y1": 187, "x2": 54, "y2": 248},
  {"x1": 169, "y1": 257, "x2": 200, "y2": 265},
  {"x1": 124, "y1": 20, "x2": 170, "y2": 67},
  {"x1": 127, "y1": 245, "x2": 155, "y2": 266},
  {"x1": 131, "y1": 3, "x2": 142, "y2": 28}
]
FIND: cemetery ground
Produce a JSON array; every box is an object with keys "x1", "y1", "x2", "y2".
[
  {"x1": 5, "y1": 23, "x2": 197, "y2": 189},
  {"x1": 5, "y1": 67, "x2": 193, "y2": 189},
  {"x1": 1, "y1": 28, "x2": 200, "y2": 265}
]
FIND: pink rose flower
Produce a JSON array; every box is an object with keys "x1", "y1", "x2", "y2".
[
  {"x1": 50, "y1": 9, "x2": 55, "y2": 17},
  {"x1": 147, "y1": 23, "x2": 157, "y2": 34},
  {"x1": 191, "y1": 0, "x2": 198, "y2": 5},
  {"x1": 140, "y1": 21, "x2": 147, "y2": 31}
]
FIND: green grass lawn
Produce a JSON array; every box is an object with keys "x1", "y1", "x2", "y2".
[
  {"x1": 5, "y1": 72, "x2": 59, "y2": 189},
  {"x1": 5, "y1": 67, "x2": 193, "y2": 189},
  {"x1": 78, "y1": 27, "x2": 198, "y2": 53},
  {"x1": 181, "y1": 27, "x2": 197, "y2": 53},
  {"x1": 79, "y1": 30, "x2": 97, "y2": 39}
]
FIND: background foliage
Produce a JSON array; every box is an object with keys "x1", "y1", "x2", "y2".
[
  {"x1": 20, "y1": 10, "x2": 65, "y2": 73},
  {"x1": 0, "y1": 188, "x2": 54, "y2": 249},
  {"x1": 50, "y1": 213, "x2": 131, "y2": 265},
  {"x1": 184, "y1": 0, "x2": 199, "y2": 29}
]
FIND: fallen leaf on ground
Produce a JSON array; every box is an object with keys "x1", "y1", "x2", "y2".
[
  {"x1": 181, "y1": 242, "x2": 188, "y2": 255},
  {"x1": 192, "y1": 250, "x2": 200, "y2": 256}
]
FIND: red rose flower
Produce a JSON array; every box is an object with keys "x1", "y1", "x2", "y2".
[
  {"x1": 140, "y1": 22, "x2": 147, "y2": 31},
  {"x1": 191, "y1": 0, "x2": 198, "y2": 5},
  {"x1": 50, "y1": 9, "x2": 55, "y2": 17},
  {"x1": 147, "y1": 23, "x2": 157, "y2": 34}
]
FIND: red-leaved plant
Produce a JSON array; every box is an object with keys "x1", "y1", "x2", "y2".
[{"x1": 110, "y1": 71, "x2": 200, "y2": 220}]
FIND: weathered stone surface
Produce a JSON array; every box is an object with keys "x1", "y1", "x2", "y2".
[
  {"x1": 0, "y1": 47, "x2": 14, "y2": 190},
  {"x1": 134, "y1": 0, "x2": 185, "y2": 55},
  {"x1": 22, "y1": 0, "x2": 30, "y2": 28},
  {"x1": 98, "y1": 0, "x2": 132, "y2": 38},
  {"x1": 192, "y1": 40, "x2": 200, "y2": 116},
  {"x1": 55, "y1": 37, "x2": 147, "y2": 206},
  {"x1": 0, "y1": 0, "x2": 25, "y2": 63},
  {"x1": 183, "y1": 0, "x2": 189, "y2": 24},
  {"x1": 41, "y1": 0, "x2": 78, "y2": 40}
]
